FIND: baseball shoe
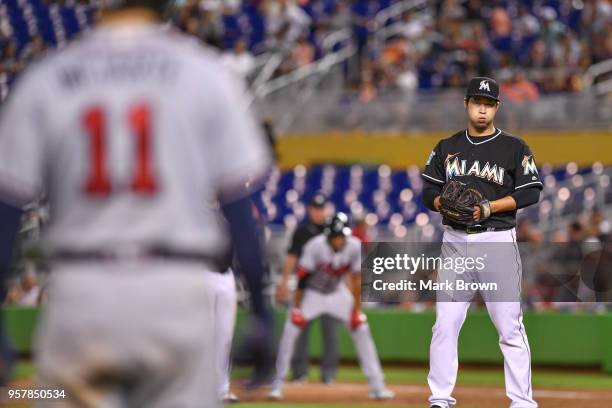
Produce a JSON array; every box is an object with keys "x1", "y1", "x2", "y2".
[
  {"x1": 321, "y1": 377, "x2": 335, "y2": 385},
  {"x1": 430, "y1": 405, "x2": 443, "y2": 408},
  {"x1": 220, "y1": 392, "x2": 240, "y2": 404},
  {"x1": 368, "y1": 388, "x2": 396, "y2": 400},
  {"x1": 268, "y1": 387, "x2": 283, "y2": 400}
]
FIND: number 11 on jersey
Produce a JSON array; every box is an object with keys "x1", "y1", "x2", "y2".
[{"x1": 82, "y1": 103, "x2": 158, "y2": 197}]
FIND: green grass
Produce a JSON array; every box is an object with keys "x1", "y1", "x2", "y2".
[
  {"x1": 17, "y1": 360, "x2": 611, "y2": 389},
  {"x1": 233, "y1": 364, "x2": 612, "y2": 390},
  {"x1": 11, "y1": 360, "x2": 36, "y2": 381}
]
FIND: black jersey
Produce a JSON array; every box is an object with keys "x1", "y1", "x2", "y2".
[
  {"x1": 287, "y1": 221, "x2": 326, "y2": 257},
  {"x1": 421, "y1": 128, "x2": 543, "y2": 229}
]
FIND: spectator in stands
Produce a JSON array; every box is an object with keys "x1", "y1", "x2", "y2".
[
  {"x1": 399, "y1": 10, "x2": 425, "y2": 40},
  {"x1": 539, "y1": 7, "x2": 565, "y2": 49},
  {"x1": 590, "y1": 23, "x2": 612, "y2": 63},
  {"x1": 500, "y1": 71, "x2": 539, "y2": 104},
  {"x1": 289, "y1": 35, "x2": 315, "y2": 68},
  {"x1": 396, "y1": 61, "x2": 418, "y2": 92},
  {"x1": 514, "y1": 4, "x2": 540, "y2": 40},
  {"x1": 328, "y1": 1, "x2": 351, "y2": 32},
  {"x1": 489, "y1": 6, "x2": 513, "y2": 54},
  {"x1": 585, "y1": 208, "x2": 611, "y2": 242},
  {"x1": 265, "y1": 0, "x2": 311, "y2": 45},
  {"x1": 525, "y1": 38, "x2": 551, "y2": 69},
  {"x1": 551, "y1": 31, "x2": 581, "y2": 69},
  {"x1": 516, "y1": 218, "x2": 544, "y2": 244},
  {"x1": 439, "y1": 0, "x2": 465, "y2": 21},
  {"x1": 221, "y1": 37, "x2": 256, "y2": 79},
  {"x1": 351, "y1": 0, "x2": 382, "y2": 72},
  {"x1": 21, "y1": 35, "x2": 48, "y2": 63},
  {"x1": 0, "y1": 40, "x2": 23, "y2": 74},
  {"x1": 358, "y1": 71, "x2": 377, "y2": 103},
  {"x1": 462, "y1": 0, "x2": 484, "y2": 22},
  {"x1": 198, "y1": 8, "x2": 225, "y2": 49}
]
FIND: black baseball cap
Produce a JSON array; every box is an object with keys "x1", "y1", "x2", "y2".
[
  {"x1": 308, "y1": 193, "x2": 327, "y2": 207},
  {"x1": 465, "y1": 77, "x2": 500, "y2": 102}
]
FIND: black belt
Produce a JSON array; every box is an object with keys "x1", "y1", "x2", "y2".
[
  {"x1": 448, "y1": 223, "x2": 513, "y2": 234},
  {"x1": 51, "y1": 247, "x2": 230, "y2": 272}
]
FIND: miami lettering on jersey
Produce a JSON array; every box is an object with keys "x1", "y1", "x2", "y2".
[{"x1": 445, "y1": 154, "x2": 505, "y2": 185}]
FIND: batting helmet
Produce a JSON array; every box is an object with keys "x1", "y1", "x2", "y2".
[{"x1": 325, "y1": 212, "x2": 351, "y2": 237}]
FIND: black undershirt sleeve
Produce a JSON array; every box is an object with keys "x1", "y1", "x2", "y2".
[
  {"x1": 511, "y1": 186, "x2": 541, "y2": 209},
  {"x1": 422, "y1": 180, "x2": 443, "y2": 212},
  {"x1": 297, "y1": 273, "x2": 312, "y2": 290}
]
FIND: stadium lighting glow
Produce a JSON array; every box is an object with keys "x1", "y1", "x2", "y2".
[
  {"x1": 400, "y1": 188, "x2": 414, "y2": 202},
  {"x1": 389, "y1": 213, "x2": 403, "y2": 226},
  {"x1": 558, "y1": 187, "x2": 571, "y2": 201},
  {"x1": 415, "y1": 213, "x2": 429, "y2": 226},
  {"x1": 294, "y1": 164, "x2": 306, "y2": 178},
  {"x1": 394, "y1": 225, "x2": 408, "y2": 238},
  {"x1": 365, "y1": 213, "x2": 379, "y2": 226},
  {"x1": 378, "y1": 164, "x2": 391, "y2": 178}
]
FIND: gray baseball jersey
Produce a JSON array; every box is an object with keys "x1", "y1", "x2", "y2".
[
  {"x1": 297, "y1": 234, "x2": 361, "y2": 294},
  {"x1": 0, "y1": 24, "x2": 269, "y2": 255}
]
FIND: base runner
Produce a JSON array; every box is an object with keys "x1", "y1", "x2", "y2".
[{"x1": 268, "y1": 213, "x2": 395, "y2": 401}]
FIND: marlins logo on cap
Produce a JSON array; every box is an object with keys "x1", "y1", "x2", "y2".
[{"x1": 465, "y1": 76, "x2": 500, "y2": 102}]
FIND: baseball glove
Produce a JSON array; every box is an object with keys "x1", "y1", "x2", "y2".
[{"x1": 439, "y1": 180, "x2": 491, "y2": 226}]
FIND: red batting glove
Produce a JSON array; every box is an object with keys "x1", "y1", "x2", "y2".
[
  {"x1": 290, "y1": 308, "x2": 307, "y2": 328},
  {"x1": 350, "y1": 308, "x2": 367, "y2": 331}
]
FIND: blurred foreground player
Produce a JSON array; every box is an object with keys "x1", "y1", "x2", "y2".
[
  {"x1": 269, "y1": 213, "x2": 394, "y2": 401},
  {"x1": 422, "y1": 77, "x2": 540, "y2": 408},
  {"x1": 0, "y1": 0, "x2": 272, "y2": 407}
]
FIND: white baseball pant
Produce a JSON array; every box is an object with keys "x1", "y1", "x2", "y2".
[
  {"x1": 36, "y1": 261, "x2": 219, "y2": 408},
  {"x1": 272, "y1": 283, "x2": 386, "y2": 392},
  {"x1": 428, "y1": 228, "x2": 537, "y2": 408},
  {"x1": 203, "y1": 269, "x2": 237, "y2": 398}
]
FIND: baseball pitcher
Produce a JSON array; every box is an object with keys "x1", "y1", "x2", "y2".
[{"x1": 421, "y1": 77, "x2": 541, "y2": 408}]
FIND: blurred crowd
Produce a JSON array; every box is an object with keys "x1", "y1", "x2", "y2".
[
  {"x1": 2, "y1": 0, "x2": 611, "y2": 99},
  {"x1": 517, "y1": 208, "x2": 612, "y2": 311},
  {"x1": 358, "y1": 0, "x2": 611, "y2": 100}
]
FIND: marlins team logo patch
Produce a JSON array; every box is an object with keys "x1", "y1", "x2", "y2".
[
  {"x1": 521, "y1": 155, "x2": 538, "y2": 176},
  {"x1": 444, "y1": 152, "x2": 460, "y2": 165},
  {"x1": 479, "y1": 80, "x2": 490, "y2": 91}
]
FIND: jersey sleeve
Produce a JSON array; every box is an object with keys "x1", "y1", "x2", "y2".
[
  {"x1": 514, "y1": 141, "x2": 543, "y2": 191},
  {"x1": 0, "y1": 73, "x2": 46, "y2": 206},
  {"x1": 204, "y1": 71, "x2": 271, "y2": 203},
  {"x1": 421, "y1": 141, "x2": 446, "y2": 185}
]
